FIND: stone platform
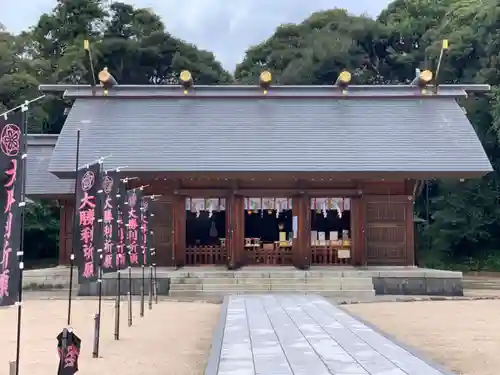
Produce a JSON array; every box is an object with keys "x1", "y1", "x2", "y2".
[
  {"x1": 22, "y1": 266, "x2": 463, "y2": 298},
  {"x1": 206, "y1": 295, "x2": 454, "y2": 375}
]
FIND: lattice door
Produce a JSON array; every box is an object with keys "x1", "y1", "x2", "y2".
[{"x1": 365, "y1": 201, "x2": 407, "y2": 264}]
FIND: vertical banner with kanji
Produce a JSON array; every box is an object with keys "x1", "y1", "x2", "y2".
[
  {"x1": 116, "y1": 179, "x2": 128, "y2": 269},
  {"x1": 0, "y1": 112, "x2": 23, "y2": 307},
  {"x1": 140, "y1": 197, "x2": 151, "y2": 266},
  {"x1": 57, "y1": 330, "x2": 82, "y2": 375},
  {"x1": 126, "y1": 189, "x2": 142, "y2": 267},
  {"x1": 75, "y1": 162, "x2": 102, "y2": 284},
  {"x1": 100, "y1": 172, "x2": 118, "y2": 273}
]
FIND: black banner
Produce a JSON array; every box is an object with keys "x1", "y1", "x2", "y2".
[
  {"x1": 57, "y1": 330, "x2": 81, "y2": 375},
  {"x1": 0, "y1": 112, "x2": 23, "y2": 307},
  {"x1": 126, "y1": 189, "x2": 142, "y2": 267},
  {"x1": 140, "y1": 197, "x2": 151, "y2": 266},
  {"x1": 116, "y1": 179, "x2": 128, "y2": 269},
  {"x1": 74, "y1": 162, "x2": 102, "y2": 284},
  {"x1": 100, "y1": 172, "x2": 118, "y2": 273}
]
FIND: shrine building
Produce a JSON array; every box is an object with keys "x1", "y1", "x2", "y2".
[{"x1": 27, "y1": 71, "x2": 492, "y2": 269}]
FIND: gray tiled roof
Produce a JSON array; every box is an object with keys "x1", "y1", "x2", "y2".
[
  {"x1": 26, "y1": 134, "x2": 73, "y2": 197},
  {"x1": 48, "y1": 97, "x2": 493, "y2": 175}
]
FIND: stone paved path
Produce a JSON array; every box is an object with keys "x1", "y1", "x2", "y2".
[{"x1": 216, "y1": 295, "x2": 452, "y2": 375}]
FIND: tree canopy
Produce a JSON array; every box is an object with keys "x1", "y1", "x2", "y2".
[
  {"x1": 1, "y1": 0, "x2": 231, "y2": 134},
  {"x1": 4, "y1": 0, "x2": 500, "y2": 270}
]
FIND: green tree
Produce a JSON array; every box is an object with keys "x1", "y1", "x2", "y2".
[
  {"x1": 235, "y1": 9, "x2": 395, "y2": 85},
  {"x1": 381, "y1": 0, "x2": 500, "y2": 270}
]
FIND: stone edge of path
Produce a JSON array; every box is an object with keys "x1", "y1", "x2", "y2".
[
  {"x1": 337, "y1": 294, "x2": 500, "y2": 305},
  {"x1": 338, "y1": 301, "x2": 457, "y2": 375},
  {"x1": 204, "y1": 296, "x2": 229, "y2": 375}
]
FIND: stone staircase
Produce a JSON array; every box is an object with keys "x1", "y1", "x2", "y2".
[{"x1": 168, "y1": 269, "x2": 376, "y2": 300}]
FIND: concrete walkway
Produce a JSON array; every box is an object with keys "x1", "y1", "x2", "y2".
[{"x1": 207, "y1": 295, "x2": 453, "y2": 375}]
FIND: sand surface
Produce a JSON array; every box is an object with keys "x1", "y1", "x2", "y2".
[
  {"x1": 0, "y1": 299, "x2": 220, "y2": 375},
  {"x1": 345, "y1": 300, "x2": 500, "y2": 375}
]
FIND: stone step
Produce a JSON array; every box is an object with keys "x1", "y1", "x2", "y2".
[
  {"x1": 170, "y1": 277, "x2": 373, "y2": 286},
  {"x1": 170, "y1": 283, "x2": 374, "y2": 292},
  {"x1": 170, "y1": 271, "x2": 370, "y2": 279},
  {"x1": 168, "y1": 290, "x2": 375, "y2": 300}
]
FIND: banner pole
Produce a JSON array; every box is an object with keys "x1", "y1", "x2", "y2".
[
  {"x1": 67, "y1": 129, "x2": 81, "y2": 326},
  {"x1": 14, "y1": 104, "x2": 29, "y2": 375},
  {"x1": 127, "y1": 266, "x2": 132, "y2": 326},
  {"x1": 140, "y1": 265, "x2": 145, "y2": 317},
  {"x1": 114, "y1": 269, "x2": 121, "y2": 340},
  {"x1": 154, "y1": 262, "x2": 158, "y2": 304},
  {"x1": 93, "y1": 257, "x2": 103, "y2": 358},
  {"x1": 148, "y1": 265, "x2": 153, "y2": 310}
]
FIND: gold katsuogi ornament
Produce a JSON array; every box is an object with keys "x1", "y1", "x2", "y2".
[
  {"x1": 98, "y1": 67, "x2": 118, "y2": 96},
  {"x1": 412, "y1": 69, "x2": 433, "y2": 94},
  {"x1": 259, "y1": 71, "x2": 272, "y2": 94},
  {"x1": 336, "y1": 70, "x2": 351, "y2": 94},
  {"x1": 180, "y1": 70, "x2": 193, "y2": 94}
]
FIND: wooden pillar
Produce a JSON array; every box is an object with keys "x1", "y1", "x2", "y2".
[
  {"x1": 405, "y1": 197, "x2": 415, "y2": 265},
  {"x1": 351, "y1": 197, "x2": 365, "y2": 266},
  {"x1": 292, "y1": 194, "x2": 310, "y2": 269},
  {"x1": 172, "y1": 195, "x2": 186, "y2": 267},
  {"x1": 227, "y1": 194, "x2": 245, "y2": 269},
  {"x1": 58, "y1": 200, "x2": 74, "y2": 266},
  {"x1": 149, "y1": 198, "x2": 174, "y2": 267}
]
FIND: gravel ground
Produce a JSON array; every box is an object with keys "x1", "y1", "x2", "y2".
[
  {"x1": 0, "y1": 299, "x2": 220, "y2": 375},
  {"x1": 345, "y1": 300, "x2": 500, "y2": 375}
]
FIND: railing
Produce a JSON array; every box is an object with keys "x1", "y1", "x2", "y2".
[
  {"x1": 185, "y1": 245, "x2": 227, "y2": 265},
  {"x1": 245, "y1": 240, "x2": 293, "y2": 265},
  {"x1": 311, "y1": 246, "x2": 351, "y2": 265}
]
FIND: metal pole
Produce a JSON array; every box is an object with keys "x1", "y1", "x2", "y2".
[
  {"x1": 92, "y1": 313, "x2": 100, "y2": 358},
  {"x1": 67, "y1": 129, "x2": 81, "y2": 326},
  {"x1": 14, "y1": 105, "x2": 29, "y2": 375},
  {"x1": 114, "y1": 270, "x2": 121, "y2": 340},
  {"x1": 94, "y1": 255, "x2": 103, "y2": 358},
  {"x1": 154, "y1": 263, "x2": 158, "y2": 304},
  {"x1": 127, "y1": 267, "x2": 132, "y2": 326},
  {"x1": 140, "y1": 265, "x2": 145, "y2": 317},
  {"x1": 77, "y1": 154, "x2": 112, "y2": 171},
  {"x1": 148, "y1": 265, "x2": 153, "y2": 310},
  {"x1": 0, "y1": 95, "x2": 45, "y2": 119}
]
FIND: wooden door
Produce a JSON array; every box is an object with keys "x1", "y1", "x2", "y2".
[{"x1": 364, "y1": 195, "x2": 413, "y2": 265}]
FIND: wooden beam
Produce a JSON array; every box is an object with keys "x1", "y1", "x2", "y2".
[
  {"x1": 173, "y1": 188, "x2": 362, "y2": 197},
  {"x1": 174, "y1": 189, "x2": 230, "y2": 197}
]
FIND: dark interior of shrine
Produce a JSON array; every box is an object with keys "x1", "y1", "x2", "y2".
[
  {"x1": 244, "y1": 210, "x2": 293, "y2": 242},
  {"x1": 185, "y1": 210, "x2": 226, "y2": 247},
  {"x1": 310, "y1": 209, "x2": 351, "y2": 240}
]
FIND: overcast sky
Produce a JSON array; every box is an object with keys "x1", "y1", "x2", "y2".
[{"x1": 2, "y1": 0, "x2": 392, "y2": 71}]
